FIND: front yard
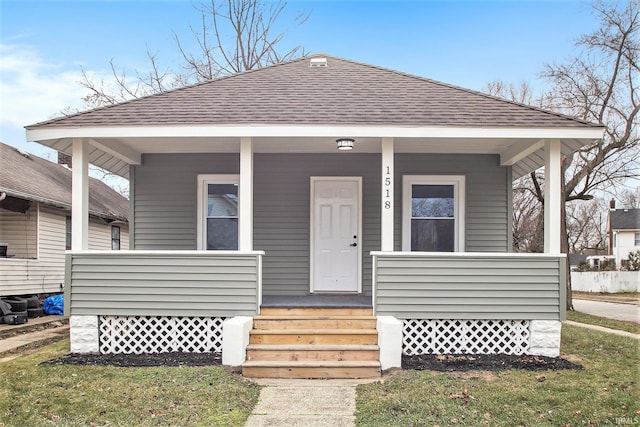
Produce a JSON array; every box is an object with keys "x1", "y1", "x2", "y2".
[
  {"x1": 357, "y1": 324, "x2": 639, "y2": 426},
  {"x1": 1, "y1": 321, "x2": 637, "y2": 426},
  {"x1": 0, "y1": 341, "x2": 259, "y2": 426}
]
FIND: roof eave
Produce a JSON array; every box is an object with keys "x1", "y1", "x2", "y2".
[
  {"x1": 26, "y1": 123, "x2": 604, "y2": 181},
  {"x1": 0, "y1": 188, "x2": 128, "y2": 223},
  {"x1": 26, "y1": 123, "x2": 605, "y2": 142}
]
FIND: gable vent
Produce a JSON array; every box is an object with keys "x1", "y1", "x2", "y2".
[{"x1": 310, "y1": 57, "x2": 328, "y2": 67}]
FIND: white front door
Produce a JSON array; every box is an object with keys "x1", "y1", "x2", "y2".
[{"x1": 311, "y1": 177, "x2": 361, "y2": 293}]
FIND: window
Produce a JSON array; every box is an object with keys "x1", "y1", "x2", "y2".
[
  {"x1": 197, "y1": 175, "x2": 239, "y2": 250},
  {"x1": 65, "y1": 216, "x2": 72, "y2": 250},
  {"x1": 111, "y1": 226, "x2": 121, "y2": 250},
  {"x1": 635, "y1": 232, "x2": 640, "y2": 247},
  {"x1": 402, "y1": 176, "x2": 465, "y2": 252}
]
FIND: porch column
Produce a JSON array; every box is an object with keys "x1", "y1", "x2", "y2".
[
  {"x1": 71, "y1": 138, "x2": 89, "y2": 250},
  {"x1": 543, "y1": 139, "x2": 561, "y2": 253},
  {"x1": 381, "y1": 137, "x2": 394, "y2": 251},
  {"x1": 239, "y1": 137, "x2": 253, "y2": 251}
]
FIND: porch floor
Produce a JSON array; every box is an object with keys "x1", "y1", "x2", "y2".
[{"x1": 261, "y1": 295, "x2": 372, "y2": 308}]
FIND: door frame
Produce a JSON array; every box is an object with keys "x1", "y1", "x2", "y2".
[{"x1": 309, "y1": 176, "x2": 363, "y2": 294}]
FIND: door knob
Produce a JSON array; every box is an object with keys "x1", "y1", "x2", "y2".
[{"x1": 350, "y1": 242, "x2": 357, "y2": 247}]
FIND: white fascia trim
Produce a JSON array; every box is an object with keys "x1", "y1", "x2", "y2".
[{"x1": 27, "y1": 124, "x2": 606, "y2": 141}]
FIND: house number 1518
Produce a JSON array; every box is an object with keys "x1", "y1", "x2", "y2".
[{"x1": 384, "y1": 165, "x2": 392, "y2": 209}]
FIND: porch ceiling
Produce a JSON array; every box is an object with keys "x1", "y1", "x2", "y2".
[{"x1": 28, "y1": 125, "x2": 603, "y2": 180}]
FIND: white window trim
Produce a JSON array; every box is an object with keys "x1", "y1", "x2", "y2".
[
  {"x1": 196, "y1": 174, "x2": 240, "y2": 250},
  {"x1": 402, "y1": 175, "x2": 465, "y2": 252}
]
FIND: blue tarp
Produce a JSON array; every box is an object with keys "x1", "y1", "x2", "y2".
[{"x1": 43, "y1": 294, "x2": 64, "y2": 316}]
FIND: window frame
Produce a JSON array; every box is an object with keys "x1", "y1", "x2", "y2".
[
  {"x1": 197, "y1": 174, "x2": 240, "y2": 250},
  {"x1": 65, "y1": 216, "x2": 72, "y2": 251},
  {"x1": 111, "y1": 225, "x2": 121, "y2": 250},
  {"x1": 402, "y1": 175, "x2": 465, "y2": 252}
]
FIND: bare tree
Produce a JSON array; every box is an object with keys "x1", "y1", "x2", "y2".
[
  {"x1": 485, "y1": 1, "x2": 639, "y2": 310},
  {"x1": 484, "y1": 81, "x2": 539, "y2": 106},
  {"x1": 617, "y1": 187, "x2": 640, "y2": 208},
  {"x1": 511, "y1": 174, "x2": 544, "y2": 252},
  {"x1": 176, "y1": 0, "x2": 308, "y2": 80},
  {"x1": 79, "y1": 0, "x2": 308, "y2": 107},
  {"x1": 566, "y1": 198, "x2": 608, "y2": 254}
]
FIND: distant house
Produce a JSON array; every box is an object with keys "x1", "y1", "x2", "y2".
[
  {"x1": 26, "y1": 54, "x2": 604, "y2": 377},
  {"x1": 0, "y1": 142, "x2": 129, "y2": 296},
  {"x1": 568, "y1": 253, "x2": 587, "y2": 271},
  {"x1": 610, "y1": 206, "x2": 640, "y2": 268}
]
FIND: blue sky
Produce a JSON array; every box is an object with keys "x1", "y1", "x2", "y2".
[{"x1": 1, "y1": 0, "x2": 598, "y2": 160}]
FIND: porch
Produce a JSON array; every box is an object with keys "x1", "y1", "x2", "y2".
[{"x1": 65, "y1": 249, "x2": 566, "y2": 377}]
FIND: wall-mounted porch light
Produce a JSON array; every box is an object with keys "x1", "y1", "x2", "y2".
[{"x1": 336, "y1": 138, "x2": 355, "y2": 151}]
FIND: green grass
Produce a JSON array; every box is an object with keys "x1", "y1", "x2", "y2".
[
  {"x1": 0, "y1": 340, "x2": 260, "y2": 427},
  {"x1": 573, "y1": 291, "x2": 639, "y2": 304},
  {"x1": 568, "y1": 310, "x2": 640, "y2": 334},
  {"x1": 356, "y1": 325, "x2": 639, "y2": 426}
]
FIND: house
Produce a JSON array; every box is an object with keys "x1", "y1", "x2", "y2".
[
  {"x1": 585, "y1": 255, "x2": 616, "y2": 270},
  {"x1": 25, "y1": 55, "x2": 604, "y2": 377},
  {"x1": 0, "y1": 142, "x2": 129, "y2": 297},
  {"x1": 609, "y1": 205, "x2": 640, "y2": 268},
  {"x1": 568, "y1": 253, "x2": 587, "y2": 271}
]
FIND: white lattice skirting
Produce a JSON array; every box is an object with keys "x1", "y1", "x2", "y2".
[
  {"x1": 98, "y1": 316, "x2": 225, "y2": 354},
  {"x1": 402, "y1": 319, "x2": 531, "y2": 355}
]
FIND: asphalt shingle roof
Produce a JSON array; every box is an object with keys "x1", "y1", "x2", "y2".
[
  {"x1": 28, "y1": 54, "x2": 599, "y2": 129},
  {"x1": 0, "y1": 142, "x2": 128, "y2": 221},
  {"x1": 611, "y1": 209, "x2": 640, "y2": 231}
]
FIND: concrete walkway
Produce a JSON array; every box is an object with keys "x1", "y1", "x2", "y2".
[
  {"x1": 0, "y1": 316, "x2": 69, "y2": 362},
  {"x1": 564, "y1": 320, "x2": 640, "y2": 339},
  {"x1": 573, "y1": 299, "x2": 639, "y2": 323},
  {"x1": 244, "y1": 378, "x2": 379, "y2": 427}
]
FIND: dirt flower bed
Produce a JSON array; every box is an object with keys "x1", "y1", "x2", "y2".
[
  {"x1": 45, "y1": 352, "x2": 582, "y2": 371},
  {"x1": 44, "y1": 351, "x2": 222, "y2": 367},
  {"x1": 402, "y1": 354, "x2": 583, "y2": 371}
]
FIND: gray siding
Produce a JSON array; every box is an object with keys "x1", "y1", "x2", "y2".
[
  {"x1": 1, "y1": 205, "x2": 128, "y2": 297},
  {"x1": 254, "y1": 154, "x2": 380, "y2": 296},
  {"x1": 373, "y1": 253, "x2": 566, "y2": 320},
  {"x1": 65, "y1": 252, "x2": 261, "y2": 317},
  {"x1": 132, "y1": 153, "x2": 239, "y2": 249},
  {"x1": 132, "y1": 152, "x2": 510, "y2": 296},
  {"x1": 395, "y1": 154, "x2": 510, "y2": 252}
]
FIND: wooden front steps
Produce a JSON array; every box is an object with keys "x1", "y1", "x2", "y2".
[{"x1": 242, "y1": 307, "x2": 381, "y2": 379}]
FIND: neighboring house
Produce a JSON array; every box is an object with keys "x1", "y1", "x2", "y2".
[
  {"x1": 585, "y1": 255, "x2": 616, "y2": 270},
  {"x1": 568, "y1": 253, "x2": 587, "y2": 271},
  {"x1": 610, "y1": 207, "x2": 640, "y2": 268},
  {"x1": 0, "y1": 142, "x2": 129, "y2": 296},
  {"x1": 25, "y1": 55, "x2": 604, "y2": 377}
]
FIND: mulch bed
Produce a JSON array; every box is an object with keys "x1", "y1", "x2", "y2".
[
  {"x1": 43, "y1": 352, "x2": 581, "y2": 371},
  {"x1": 402, "y1": 354, "x2": 583, "y2": 372},
  {"x1": 44, "y1": 352, "x2": 222, "y2": 367}
]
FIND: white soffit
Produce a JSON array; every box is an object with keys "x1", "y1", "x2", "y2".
[{"x1": 29, "y1": 125, "x2": 603, "y2": 180}]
